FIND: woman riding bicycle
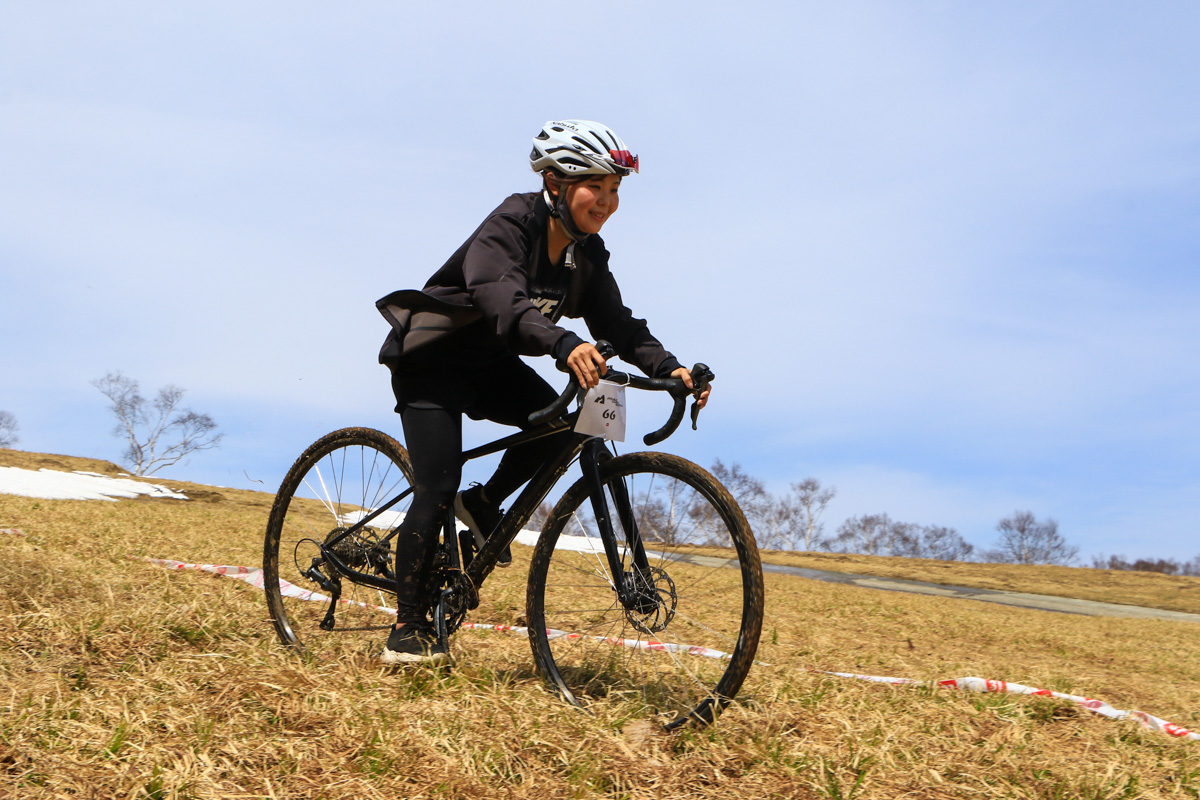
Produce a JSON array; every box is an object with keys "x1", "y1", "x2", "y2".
[{"x1": 376, "y1": 119, "x2": 710, "y2": 664}]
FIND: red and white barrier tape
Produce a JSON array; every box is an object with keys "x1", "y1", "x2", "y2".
[
  {"x1": 141, "y1": 557, "x2": 736, "y2": 661},
  {"x1": 820, "y1": 671, "x2": 1195, "y2": 743},
  {"x1": 142, "y1": 556, "x2": 1197, "y2": 742},
  {"x1": 1, "y1": 528, "x2": 25, "y2": 535},
  {"x1": 821, "y1": 671, "x2": 1199, "y2": 741}
]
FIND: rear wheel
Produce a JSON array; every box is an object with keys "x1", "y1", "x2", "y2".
[
  {"x1": 526, "y1": 452, "x2": 763, "y2": 728},
  {"x1": 263, "y1": 427, "x2": 412, "y2": 661}
]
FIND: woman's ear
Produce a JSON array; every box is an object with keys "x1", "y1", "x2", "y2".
[{"x1": 543, "y1": 171, "x2": 561, "y2": 199}]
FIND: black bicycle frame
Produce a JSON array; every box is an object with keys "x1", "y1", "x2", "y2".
[
  {"x1": 314, "y1": 348, "x2": 714, "y2": 609},
  {"x1": 315, "y1": 413, "x2": 651, "y2": 611}
]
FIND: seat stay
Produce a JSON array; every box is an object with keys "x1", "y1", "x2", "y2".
[{"x1": 322, "y1": 484, "x2": 414, "y2": 552}]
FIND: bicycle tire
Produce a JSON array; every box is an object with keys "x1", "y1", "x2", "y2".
[
  {"x1": 263, "y1": 427, "x2": 413, "y2": 660},
  {"x1": 526, "y1": 452, "x2": 763, "y2": 728}
]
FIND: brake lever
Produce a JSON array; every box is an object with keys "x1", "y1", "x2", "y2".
[{"x1": 688, "y1": 363, "x2": 714, "y2": 430}]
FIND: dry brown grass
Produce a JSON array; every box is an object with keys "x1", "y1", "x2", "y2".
[
  {"x1": 3, "y1": 449, "x2": 1199, "y2": 799},
  {"x1": 5, "y1": 448, "x2": 1196, "y2": 615},
  {"x1": 753, "y1": 549, "x2": 1200, "y2": 617}
]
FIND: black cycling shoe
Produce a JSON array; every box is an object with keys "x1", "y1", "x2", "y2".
[
  {"x1": 454, "y1": 484, "x2": 512, "y2": 568},
  {"x1": 379, "y1": 622, "x2": 449, "y2": 666}
]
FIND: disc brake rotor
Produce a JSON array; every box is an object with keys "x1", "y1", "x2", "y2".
[{"x1": 626, "y1": 566, "x2": 677, "y2": 634}]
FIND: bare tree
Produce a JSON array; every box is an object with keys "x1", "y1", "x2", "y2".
[
  {"x1": 709, "y1": 459, "x2": 768, "y2": 517},
  {"x1": 908, "y1": 525, "x2": 976, "y2": 561},
  {"x1": 790, "y1": 477, "x2": 836, "y2": 551},
  {"x1": 0, "y1": 411, "x2": 18, "y2": 448},
  {"x1": 527, "y1": 500, "x2": 555, "y2": 533},
  {"x1": 754, "y1": 493, "x2": 802, "y2": 551},
  {"x1": 709, "y1": 459, "x2": 776, "y2": 546},
  {"x1": 707, "y1": 463, "x2": 838, "y2": 552},
  {"x1": 829, "y1": 514, "x2": 976, "y2": 561},
  {"x1": 829, "y1": 513, "x2": 918, "y2": 556},
  {"x1": 91, "y1": 372, "x2": 224, "y2": 476},
  {"x1": 985, "y1": 510, "x2": 1077, "y2": 565}
]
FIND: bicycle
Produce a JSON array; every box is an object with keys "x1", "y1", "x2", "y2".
[{"x1": 262, "y1": 344, "x2": 764, "y2": 728}]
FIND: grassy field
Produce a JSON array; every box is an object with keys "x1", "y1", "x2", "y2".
[
  {"x1": 752, "y1": 549, "x2": 1200, "y2": 617},
  {"x1": 3, "y1": 449, "x2": 1199, "y2": 798}
]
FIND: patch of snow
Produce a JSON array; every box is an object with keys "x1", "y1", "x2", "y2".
[
  {"x1": 335, "y1": 509, "x2": 614, "y2": 555},
  {"x1": 337, "y1": 509, "x2": 408, "y2": 530},
  {"x1": 0, "y1": 466, "x2": 612, "y2": 554},
  {"x1": 0, "y1": 467, "x2": 188, "y2": 502}
]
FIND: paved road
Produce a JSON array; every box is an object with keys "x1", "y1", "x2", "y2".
[{"x1": 677, "y1": 554, "x2": 1200, "y2": 623}]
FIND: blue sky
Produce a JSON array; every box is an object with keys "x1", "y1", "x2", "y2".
[{"x1": 2, "y1": 2, "x2": 1197, "y2": 562}]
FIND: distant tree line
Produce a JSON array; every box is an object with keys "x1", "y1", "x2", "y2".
[
  {"x1": 709, "y1": 460, "x2": 982, "y2": 562},
  {"x1": 705, "y1": 460, "x2": 1195, "y2": 571},
  {"x1": 9, "y1": 390, "x2": 1198, "y2": 576},
  {"x1": 1092, "y1": 554, "x2": 1200, "y2": 577}
]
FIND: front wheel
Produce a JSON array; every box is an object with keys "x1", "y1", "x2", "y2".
[
  {"x1": 263, "y1": 427, "x2": 413, "y2": 661},
  {"x1": 526, "y1": 452, "x2": 763, "y2": 728}
]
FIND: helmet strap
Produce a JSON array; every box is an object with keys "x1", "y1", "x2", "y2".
[{"x1": 543, "y1": 181, "x2": 589, "y2": 245}]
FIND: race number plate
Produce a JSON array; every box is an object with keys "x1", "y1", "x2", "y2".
[{"x1": 574, "y1": 380, "x2": 627, "y2": 442}]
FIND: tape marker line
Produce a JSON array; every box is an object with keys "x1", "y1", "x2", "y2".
[
  {"x1": 141, "y1": 557, "x2": 737, "y2": 662},
  {"x1": 143, "y1": 556, "x2": 1197, "y2": 742},
  {"x1": 817, "y1": 670, "x2": 1199, "y2": 741}
]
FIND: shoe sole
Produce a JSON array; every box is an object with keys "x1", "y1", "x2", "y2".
[
  {"x1": 454, "y1": 493, "x2": 513, "y2": 568},
  {"x1": 379, "y1": 648, "x2": 450, "y2": 666}
]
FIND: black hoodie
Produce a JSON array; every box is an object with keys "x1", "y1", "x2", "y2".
[{"x1": 377, "y1": 191, "x2": 682, "y2": 378}]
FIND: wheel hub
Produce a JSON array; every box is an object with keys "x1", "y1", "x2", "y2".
[
  {"x1": 624, "y1": 566, "x2": 677, "y2": 633},
  {"x1": 323, "y1": 526, "x2": 388, "y2": 571}
]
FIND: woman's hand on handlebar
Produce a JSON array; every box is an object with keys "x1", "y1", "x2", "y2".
[
  {"x1": 567, "y1": 342, "x2": 608, "y2": 390},
  {"x1": 567, "y1": 342, "x2": 710, "y2": 409},
  {"x1": 672, "y1": 366, "x2": 711, "y2": 409}
]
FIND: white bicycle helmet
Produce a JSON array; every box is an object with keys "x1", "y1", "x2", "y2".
[
  {"x1": 531, "y1": 120, "x2": 637, "y2": 247},
  {"x1": 530, "y1": 120, "x2": 639, "y2": 177}
]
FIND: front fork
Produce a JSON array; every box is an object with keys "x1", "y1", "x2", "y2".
[{"x1": 578, "y1": 438, "x2": 655, "y2": 612}]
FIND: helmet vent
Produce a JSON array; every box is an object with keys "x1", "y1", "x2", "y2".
[
  {"x1": 558, "y1": 156, "x2": 590, "y2": 170},
  {"x1": 572, "y1": 135, "x2": 603, "y2": 154}
]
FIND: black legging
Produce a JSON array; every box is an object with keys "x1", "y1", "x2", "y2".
[{"x1": 389, "y1": 356, "x2": 567, "y2": 622}]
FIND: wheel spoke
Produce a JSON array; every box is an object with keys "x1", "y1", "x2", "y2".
[
  {"x1": 527, "y1": 452, "x2": 762, "y2": 728},
  {"x1": 263, "y1": 429, "x2": 414, "y2": 661}
]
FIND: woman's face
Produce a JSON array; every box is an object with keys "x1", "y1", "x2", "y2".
[{"x1": 564, "y1": 173, "x2": 622, "y2": 235}]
